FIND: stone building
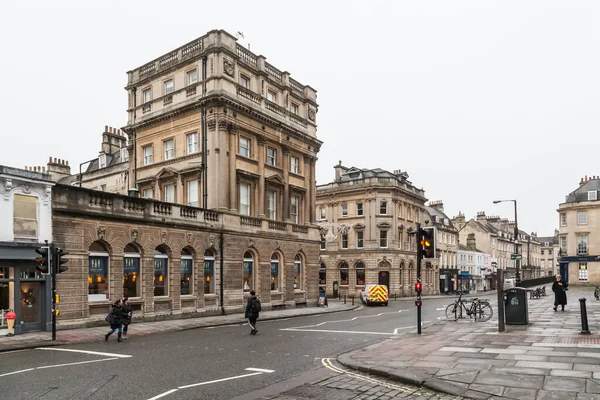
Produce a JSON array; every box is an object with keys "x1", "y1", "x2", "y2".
[
  {"x1": 535, "y1": 230, "x2": 560, "y2": 277},
  {"x1": 557, "y1": 175, "x2": 600, "y2": 284},
  {"x1": 425, "y1": 201, "x2": 459, "y2": 294},
  {"x1": 51, "y1": 30, "x2": 322, "y2": 328},
  {"x1": 316, "y1": 163, "x2": 433, "y2": 298},
  {"x1": 457, "y1": 234, "x2": 492, "y2": 292}
]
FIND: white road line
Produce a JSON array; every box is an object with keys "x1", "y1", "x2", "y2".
[
  {"x1": 245, "y1": 367, "x2": 275, "y2": 373},
  {"x1": 288, "y1": 310, "x2": 407, "y2": 329},
  {"x1": 178, "y1": 372, "x2": 262, "y2": 389},
  {"x1": 436, "y1": 307, "x2": 446, "y2": 311},
  {"x1": 146, "y1": 389, "x2": 179, "y2": 400},
  {"x1": 0, "y1": 368, "x2": 35, "y2": 378},
  {"x1": 36, "y1": 347, "x2": 132, "y2": 358},
  {"x1": 281, "y1": 328, "x2": 395, "y2": 336},
  {"x1": 37, "y1": 358, "x2": 119, "y2": 369}
]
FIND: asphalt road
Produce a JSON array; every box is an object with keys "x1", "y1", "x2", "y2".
[{"x1": 0, "y1": 293, "x2": 498, "y2": 400}]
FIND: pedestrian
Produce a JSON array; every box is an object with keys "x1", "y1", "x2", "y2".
[
  {"x1": 595, "y1": 286, "x2": 600, "y2": 301},
  {"x1": 552, "y1": 274, "x2": 568, "y2": 312},
  {"x1": 105, "y1": 299, "x2": 124, "y2": 342},
  {"x1": 121, "y1": 297, "x2": 132, "y2": 339},
  {"x1": 245, "y1": 290, "x2": 261, "y2": 335}
]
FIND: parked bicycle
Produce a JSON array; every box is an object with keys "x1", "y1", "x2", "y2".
[{"x1": 445, "y1": 291, "x2": 493, "y2": 322}]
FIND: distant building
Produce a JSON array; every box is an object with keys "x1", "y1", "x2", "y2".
[
  {"x1": 557, "y1": 175, "x2": 600, "y2": 284},
  {"x1": 457, "y1": 233, "x2": 492, "y2": 292},
  {"x1": 424, "y1": 201, "x2": 459, "y2": 294},
  {"x1": 535, "y1": 230, "x2": 559, "y2": 277}
]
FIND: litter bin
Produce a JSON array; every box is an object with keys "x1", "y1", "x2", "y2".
[{"x1": 504, "y1": 287, "x2": 529, "y2": 325}]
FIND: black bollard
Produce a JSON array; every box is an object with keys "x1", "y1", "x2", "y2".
[
  {"x1": 394, "y1": 292, "x2": 397, "y2": 300},
  {"x1": 580, "y1": 298, "x2": 591, "y2": 335},
  {"x1": 352, "y1": 296, "x2": 355, "y2": 306},
  {"x1": 344, "y1": 295, "x2": 347, "y2": 304}
]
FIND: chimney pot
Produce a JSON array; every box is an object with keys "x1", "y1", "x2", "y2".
[
  {"x1": 105, "y1": 125, "x2": 108, "y2": 132},
  {"x1": 48, "y1": 156, "x2": 52, "y2": 162},
  {"x1": 66, "y1": 160, "x2": 69, "y2": 166}
]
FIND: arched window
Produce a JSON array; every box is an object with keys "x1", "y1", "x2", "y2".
[
  {"x1": 204, "y1": 249, "x2": 215, "y2": 294},
  {"x1": 89, "y1": 241, "x2": 109, "y2": 302},
  {"x1": 356, "y1": 262, "x2": 365, "y2": 286},
  {"x1": 123, "y1": 243, "x2": 141, "y2": 298},
  {"x1": 319, "y1": 263, "x2": 327, "y2": 286},
  {"x1": 340, "y1": 262, "x2": 349, "y2": 286},
  {"x1": 180, "y1": 248, "x2": 193, "y2": 296},
  {"x1": 271, "y1": 253, "x2": 280, "y2": 291},
  {"x1": 294, "y1": 254, "x2": 302, "y2": 290},
  {"x1": 243, "y1": 251, "x2": 253, "y2": 292},
  {"x1": 154, "y1": 246, "x2": 169, "y2": 297}
]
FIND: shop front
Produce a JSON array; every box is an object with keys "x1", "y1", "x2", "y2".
[
  {"x1": 439, "y1": 268, "x2": 458, "y2": 294},
  {"x1": 457, "y1": 271, "x2": 473, "y2": 294},
  {"x1": 0, "y1": 243, "x2": 51, "y2": 335}
]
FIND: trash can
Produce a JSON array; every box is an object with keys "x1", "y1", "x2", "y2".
[{"x1": 504, "y1": 287, "x2": 529, "y2": 325}]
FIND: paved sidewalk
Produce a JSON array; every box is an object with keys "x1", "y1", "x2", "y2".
[
  {"x1": 339, "y1": 286, "x2": 600, "y2": 400},
  {"x1": 0, "y1": 301, "x2": 357, "y2": 352}
]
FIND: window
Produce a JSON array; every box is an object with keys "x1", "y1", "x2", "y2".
[
  {"x1": 240, "y1": 183, "x2": 251, "y2": 216},
  {"x1": 121, "y1": 148, "x2": 129, "y2": 162},
  {"x1": 142, "y1": 189, "x2": 153, "y2": 199},
  {"x1": 320, "y1": 235, "x2": 326, "y2": 250},
  {"x1": 549, "y1": 249, "x2": 553, "y2": 255},
  {"x1": 267, "y1": 90, "x2": 276, "y2": 102},
  {"x1": 541, "y1": 250, "x2": 545, "y2": 256},
  {"x1": 340, "y1": 263, "x2": 349, "y2": 285},
  {"x1": 180, "y1": 252, "x2": 193, "y2": 296},
  {"x1": 13, "y1": 194, "x2": 37, "y2": 238},
  {"x1": 354, "y1": 262, "x2": 365, "y2": 286},
  {"x1": 164, "y1": 139, "x2": 174, "y2": 160},
  {"x1": 380, "y1": 230, "x2": 388, "y2": 248},
  {"x1": 290, "y1": 156, "x2": 299, "y2": 174},
  {"x1": 319, "y1": 263, "x2": 326, "y2": 285},
  {"x1": 357, "y1": 202, "x2": 363, "y2": 216},
  {"x1": 320, "y1": 207, "x2": 326, "y2": 220},
  {"x1": 164, "y1": 184, "x2": 175, "y2": 203},
  {"x1": 415, "y1": 209, "x2": 420, "y2": 222},
  {"x1": 578, "y1": 211, "x2": 587, "y2": 225},
  {"x1": 271, "y1": 253, "x2": 280, "y2": 291},
  {"x1": 294, "y1": 255, "x2": 302, "y2": 290},
  {"x1": 154, "y1": 249, "x2": 168, "y2": 296},
  {"x1": 98, "y1": 154, "x2": 107, "y2": 169},
  {"x1": 243, "y1": 251, "x2": 253, "y2": 292},
  {"x1": 239, "y1": 137, "x2": 250, "y2": 158},
  {"x1": 577, "y1": 236, "x2": 588, "y2": 255},
  {"x1": 267, "y1": 147, "x2": 277, "y2": 166},
  {"x1": 407, "y1": 207, "x2": 412, "y2": 220},
  {"x1": 204, "y1": 250, "x2": 215, "y2": 294},
  {"x1": 560, "y1": 213, "x2": 567, "y2": 227},
  {"x1": 380, "y1": 201, "x2": 387, "y2": 215},
  {"x1": 164, "y1": 79, "x2": 174, "y2": 94},
  {"x1": 187, "y1": 69, "x2": 198, "y2": 85},
  {"x1": 143, "y1": 146, "x2": 153, "y2": 165},
  {"x1": 187, "y1": 180, "x2": 198, "y2": 207},
  {"x1": 579, "y1": 263, "x2": 588, "y2": 282},
  {"x1": 240, "y1": 74, "x2": 250, "y2": 89},
  {"x1": 589, "y1": 191, "x2": 598, "y2": 201},
  {"x1": 560, "y1": 237, "x2": 567, "y2": 254},
  {"x1": 540, "y1": 260, "x2": 545, "y2": 269},
  {"x1": 143, "y1": 88, "x2": 152, "y2": 103},
  {"x1": 357, "y1": 231, "x2": 364, "y2": 248},
  {"x1": 291, "y1": 195, "x2": 299, "y2": 224},
  {"x1": 398, "y1": 204, "x2": 403, "y2": 219},
  {"x1": 88, "y1": 254, "x2": 109, "y2": 301},
  {"x1": 187, "y1": 133, "x2": 198, "y2": 154},
  {"x1": 122, "y1": 252, "x2": 141, "y2": 298},
  {"x1": 291, "y1": 103, "x2": 299, "y2": 115},
  {"x1": 267, "y1": 190, "x2": 277, "y2": 220},
  {"x1": 341, "y1": 203, "x2": 348, "y2": 216},
  {"x1": 341, "y1": 234, "x2": 348, "y2": 249}
]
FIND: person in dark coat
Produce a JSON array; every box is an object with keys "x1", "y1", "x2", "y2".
[
  {"x1": 121, "y1": 297, "x2": 132, "y2": 339},
  {"x1": 552, "y1": 274, "x2": 568, "y2": 311},
  {"x1": 245, "y1": 290, "x2": 261, "y2": 335},
  {"x1": 105, "y1": 299, "x2": 124, "y2": 342}
]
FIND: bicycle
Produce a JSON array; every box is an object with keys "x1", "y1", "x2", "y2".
[{"x1": 445, "y1": 292, "x2": 493, "y2": 322}]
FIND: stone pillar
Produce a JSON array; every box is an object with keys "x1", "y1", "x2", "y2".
[
  {"x1": 171, "y1": 256, "x2": 181, "y2": 314},
  {"x1": 282, "y1": 146, "x2": 290, "y2": 221},
  {"x1": 143, "y1": 256, "x2": 155, "y2": 315},
  {"x1": 257, "y1": 135, "x2": 266, "y2": 217},
  {"x1": 177, "y1": 175, "x2": 184, "y2": 205},
  {"x1": 303, "y1": 156, "x2": 311, "y2": 224},
  {"x1": 110, "y1": 251, "x2": 124, "y2": 302},
  {"x1": 310, "y1": 157, "x2": 316, "y2": 223},
  {"x1": 228, "y1": 127, "x2": 237, "y2": 211}
]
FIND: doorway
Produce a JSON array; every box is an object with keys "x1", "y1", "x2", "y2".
[
  {"x1": 19, "y1": 281, "x2": 43, "y2": 332},
  {"x1": 378, "y1": 271, "x2": 390, "y2": 290}
]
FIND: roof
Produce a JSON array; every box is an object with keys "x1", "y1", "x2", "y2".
[
  {"x1": 458, "y1": 244, "x2": 485, "y2": 253},
  {"x1": 565, "y1": 179, "x2": 600, "y2": 203},
  {"x1": 536, "y1": 235, "x2": 559, "y2": 245},
  {"x1": 425, "y1": 206, "x2": 455, "y2": 229},
  {"x1": 0, "y1": 165, "x2": 53, "y2": 183},
  {"x1": 86, "y1": 150, "x2": 126, "y2": 173}
]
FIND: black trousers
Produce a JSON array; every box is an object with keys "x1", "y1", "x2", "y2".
[
  {"x1": 123, "y1": 324, "x2": 129, "y2": 334},
  {"x1": 248, "y1": 317, "x2": 257, "y2": 330}
]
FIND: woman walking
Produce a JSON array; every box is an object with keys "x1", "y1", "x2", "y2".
[
  {"x1": 122, "y1": 297, "x2": 132, "y2": 339},
  {"x1": 552, "y1": 274, "x2": 568, "y2": 312},
  {"x1": 105, "y1": 299, "x2": 124, "y2": 342}
]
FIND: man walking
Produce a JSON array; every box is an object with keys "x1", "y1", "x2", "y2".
[{"x1": 245, "y1": 290, "x2": 261, "y2": 335}]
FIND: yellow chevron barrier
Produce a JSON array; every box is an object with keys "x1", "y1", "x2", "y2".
[{"x1": 367, "y1": 285, "x2": 388, "y2": 302}]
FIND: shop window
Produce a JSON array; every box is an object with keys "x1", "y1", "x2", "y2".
[
  {"x1": 88, "y1": 241, "x2": 109, "y2": 302},
  {"x1": 294, "y1": 255, "x2": 303, "y2": 290},
  {"x1": 271, "y1": 253, "x2": 280, "y2": 291},
  {"x1": 243, "y1": 251, "x2": 253, "y2": 292},
  {"x1": 356, "y1": 262, "x2": 365, "y2": 286},
  {"x1": 123, "y1": 244, "x2": 141, "y2": 298},
  {"x1": 340, "y1": 262, "x2": 349, "y2": 285},
  {"x1": 154, "y1": 246, "x2": 169, "y2": 297},
  {"x1": 204, "y1": 250, "x2": 215, "y2": 294},
  {"x1": 319, "y1": 263, "x2": 326, "y2": 286},
  {"x1": 180, "y1": 248, "x2": 193, "y2": 296}
]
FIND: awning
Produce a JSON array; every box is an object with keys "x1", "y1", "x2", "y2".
[{"x1": 0, "y1": 246, "x2": 40, "y2": 261}]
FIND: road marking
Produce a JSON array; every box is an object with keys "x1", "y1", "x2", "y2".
[
  {"x1": 281, "y1": 328, "x2": 395, "y2": 336},
  {"x1": 36, "y1": 347, "x2": 132, "y2": 359},
  {"x1": 147, "y1": 389, "x2": 179, "y2": 400},
  {"x1": 436, "y1": 307, "x2": 446, "y2": 311},
  {"x1": 0, "y1": 368, "x2": 35, "y2": 378},
  {"x1": 245, "y1": 367, "x2": 275, "y2": 373},
  {"x1": 320, "y1": 358, "x2": 412, "y2": 391},
  {"x1": 392, "y1": 321, "x2": 431, "y2": 335},
  {"x1": 37, "y1": 358, "x2": 119, "y2": 369},
  {"x1": 287, "y1": 310, "x2": 407, "y2": 329}
]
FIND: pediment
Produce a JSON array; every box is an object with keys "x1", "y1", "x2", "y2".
[
  {"x1": 377, "y1": 221, "x2": 392, "y2": 229},
  {"x1": 265, "y1": 173, "x2": 285, "y2": 185},
  {"x1": 155, "y1": 167, "x2": 178, "y2": 179},
  {"x1": 353, "y1": 223, "x2": 365, "y2": 230}
]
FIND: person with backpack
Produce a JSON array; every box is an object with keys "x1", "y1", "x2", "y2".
[
  {"x1": 105, "y1": 299, "x2": 124, "y2": 342},
  {"x1": 245, "y1": 290, "x2": 261, "y2": 335},
  {"x1": 121, "y1": 297, "x2": 133, "y2": 339}
]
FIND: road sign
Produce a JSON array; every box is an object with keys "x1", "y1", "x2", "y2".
[{"x1": 510, "y1": 254, "x2": 522, "y2": 260}]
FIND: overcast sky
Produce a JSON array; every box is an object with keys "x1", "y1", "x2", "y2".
[{"x1": 1, "y1": 0, "x2": 598, "y2": 236}]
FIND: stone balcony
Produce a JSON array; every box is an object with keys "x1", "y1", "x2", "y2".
[
  {"x1": 52, "y1": 184, "x2": 318, "y2": 241},
  {"x1": 317, "y1": 177, "x2": 426, "y2": 198}
]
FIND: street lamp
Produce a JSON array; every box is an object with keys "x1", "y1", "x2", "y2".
[{"x1": 493, "y1": 199, "x2": 520, "y2": 285}]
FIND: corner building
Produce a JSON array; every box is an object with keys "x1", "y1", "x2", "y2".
[{"x1": 54, "y1": 30, "x2": 322, "y2": 328}]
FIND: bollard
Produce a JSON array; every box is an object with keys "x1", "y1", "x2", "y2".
[
  {"x1": 580, "y1": 298, "x2": 591, "y2": 335},
  {"x1": 344, "y1": 295, "x2": 347, "y2": 304},
  {"x1": 352, "y1": 296, "x2": 355, "y2": 305},
  {"x1": 394, "y1": 292, "x2": 397, "y2": 300}
]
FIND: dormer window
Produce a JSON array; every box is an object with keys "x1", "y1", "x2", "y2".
[
  {"x1": 589, "y1": 191, "x2": 598, "y2": 201},
  {"x1": 98, "y1": 154, "x2": 107, "y2": 169},
  {"x1": 121, "y1": 148, "x2": 129, "y2": 162}
]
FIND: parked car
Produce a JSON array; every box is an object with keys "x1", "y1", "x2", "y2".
[{"x1": 359, "y1": 284, "x2": 389, "y2": 306}]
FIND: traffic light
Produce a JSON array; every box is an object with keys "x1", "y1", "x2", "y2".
[
  {"x1": 415, "y1": 281, "x2": 422, "y2": 294},
  {"x1": 35, "y1": 247, "x2": 51, "y2": 274},
  {"x1": 420, "y1": 226, "x2": 436, "y2": 259},
  {"x1": 55, "y1": 247, "x2": 69, "y2": 273}
]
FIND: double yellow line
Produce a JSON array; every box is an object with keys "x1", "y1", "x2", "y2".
[{"x1": 319, "y1": 358, "x2": 413, "y2": 392}]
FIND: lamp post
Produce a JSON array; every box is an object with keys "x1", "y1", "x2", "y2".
[{"x1": 493, "y1": 199, "x2": 520, "y2": 286}]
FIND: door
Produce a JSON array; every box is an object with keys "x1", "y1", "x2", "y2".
[
  {"x1": 19, "y1": 281, "x2": 43, "y2": 332},
  {"x1": 378, "y1": 271, "x2": 390, "y2": 290},
  {"x1": 559, "y1": 262, "x2": 568, "y2": 284}
]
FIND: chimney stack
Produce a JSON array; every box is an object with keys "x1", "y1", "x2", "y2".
[
  {"x1": 46, "y1": 157, "x2": 71, "y2": 182},
  {"x1": 476, "y1": 211, "x2": 486, "y2": 222},
  {"x1": 334, "y1": 160, "x2": 347, "y2": 182},
  {"x1": 467, "y1": 233, "x2": 477, "y2": 251},
  {"x1": 428, "y1": 200, "x2": 444, "y2": 213},
  {"x1": 102, "y1": 125, "x2": 128, "y2": 155}
]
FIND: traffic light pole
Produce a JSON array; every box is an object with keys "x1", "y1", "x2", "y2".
[
  {"x1": 416, "y1": 222, "x2": 422, "y2": 335},
  {"x1": 51, "y1": 245, "x2": 57, "y2": 341}
]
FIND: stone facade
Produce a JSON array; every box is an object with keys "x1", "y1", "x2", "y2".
[
  {"x1": 316, "y1": 163, "x2": 434, "y2": 298},
  {"x1": 52, "y1": 184, "x2": 319, "y2": 328},
  {"x1": 536, "y1": 230, "x2": 559, "y2": 277},
  {"x1": 425, "y1": 201, "x2": 459, "y2": 293},
  {"x1": 557, "y1": 175, "x2": 600, "y2": 284}
]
